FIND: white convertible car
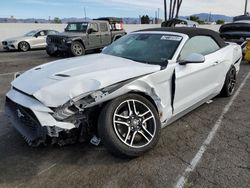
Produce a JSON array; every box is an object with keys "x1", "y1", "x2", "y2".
[{"x1": 5, "y1": 28, "x2": 242, "y2": 157}]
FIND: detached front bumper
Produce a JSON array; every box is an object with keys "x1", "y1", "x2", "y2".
[{"x1": 5, "y1": 89, "x2": 77, "y2": 145}]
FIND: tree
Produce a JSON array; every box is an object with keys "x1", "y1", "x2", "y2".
[
  {"x1": 168, "y1": 0, "x2": 183, "y2": 19},
  {"x1": 216, "y1": 19, "x2": 225, "y2": 24},
  {"x1": 53, "y1": 17, "x2": 62, "y2": 24},
  {"x1": 141, "y1": 15, "x2": 150, "y2": 24},
  {"x1": 190, "y1": 16, "x2": 205, "y2": 24},
  {"x1": 190, "y1": 16, "x2": 199, "y2": 22}
]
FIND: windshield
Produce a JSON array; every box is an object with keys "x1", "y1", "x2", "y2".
[
  {"x1": 102, "y1": 33, "x2": 182, "y2": 66},
  {"x1": 65, "y1": 22, "x2": 88, "y2": 32},
  {"x1": 24, "y1": 30, "x2": 37, "y2": 37}
]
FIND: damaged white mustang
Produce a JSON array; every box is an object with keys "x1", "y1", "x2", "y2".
[{"x1": 5, "y1": 28, "x2": 242, "y2": 157}]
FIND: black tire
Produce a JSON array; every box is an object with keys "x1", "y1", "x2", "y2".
[
  {"x1": 46, "y1": 47, "x2": 58, "y2": 57},
  {"x1": 220, "y1": 66, "x2": 237, "y2": 97},
  {"x1": 18, "y1": 41, "x2": 30, "y2": 52},
  {"x1": 70, "y1": 41, "x2": 85, "y2": 56},
  {"x1": 98, "y1": 94, "x2": 161, "y2": 158}
]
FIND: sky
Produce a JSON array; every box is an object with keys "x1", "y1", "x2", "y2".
[{"x1": 0, "y1": 0, "x2": 248, "y2": 19}]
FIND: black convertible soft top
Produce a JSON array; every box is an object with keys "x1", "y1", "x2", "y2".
[{"x1": 136, "y1": 27, "x2": 227, "y2": 48}]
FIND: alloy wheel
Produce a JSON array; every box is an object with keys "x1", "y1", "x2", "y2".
[
  {"x1": 228, "y1": 67, "x2": 236, "y2": 94},
  {"x1": 72, "y1": 43, "x2": 83, "y2": 56},
  {"x1": 19, "y1": 42, "x2": 29, "y2": 51},
  {"x1": 113, "y1": 99, "x2": 156, "y2": 148}
]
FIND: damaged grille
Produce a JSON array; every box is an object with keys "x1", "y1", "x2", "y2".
[
  {"x1": 49, "y1": 36, "x2": 63, "y2": 44},
  {"x1": 2, "y1": 41, "x2": 7, "y2": 45},
  {"x1": 5, "y1": 97, "x2": 47, "y2": 145}
]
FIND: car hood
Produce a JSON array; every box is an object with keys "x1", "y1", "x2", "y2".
[
  {"x1": 4, "y1": 36, "x2": 30, "y2": 41},
  {"x1": 54, "y1": 32, "x2": 87, "y2": 38},
  {"x1": 12, "y1": 54, "x2": 161, "y2": 107}
]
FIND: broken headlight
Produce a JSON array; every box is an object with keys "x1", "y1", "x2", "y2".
[{"x1": 52, "y1": 82, "x2": 125, "y2": 121}]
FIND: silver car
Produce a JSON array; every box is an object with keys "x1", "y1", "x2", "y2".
[{"x1": 2, "y1": 29, "x2": 59, "y2": 52}]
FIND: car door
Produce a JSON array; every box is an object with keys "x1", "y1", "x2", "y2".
[
  {"x1": 87, "y1": 23, "x2": 102, "y2": 48},
  {"x1": 32, "y1": 30, "x2": 47, "y2": 48},
  {"x1": 173, "y1": 35, "x2": 223, "y2": 115},
  {"x1": 100, "y1": 22, "x2": 111, "y2": 46}
]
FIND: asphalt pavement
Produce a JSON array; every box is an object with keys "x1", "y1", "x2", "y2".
[{"x1": 0, "y1": 49, "x2": 249, "y2": 188}]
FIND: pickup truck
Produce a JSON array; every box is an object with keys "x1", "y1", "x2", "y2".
[{"x1": 46, "y1": 18, "x2": 126, "y2": 56}]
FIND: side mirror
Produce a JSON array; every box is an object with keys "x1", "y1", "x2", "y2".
[
  {"x1": 34, "y1": 34, "x2": 38, "y2": 38},
  {"x1": 179, "y1": 53, "x2": 205, "y2": 65},
  {"x1": 87, "y1": 29, "x2": 92, "y2": 34}
]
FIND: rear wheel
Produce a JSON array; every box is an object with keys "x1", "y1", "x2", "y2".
[
  {"x1": 98, "y1": 94, "x2": 161, "y2": 158},
  {"x1": 70, "y1": 41, "x2": 85, "y2": 56},
  {"x1": 220, "y1": 66, "x2": 237, "y2": 97},
  {"x1": 18, "y1": 41, "x2": 30, "y2": 52}
]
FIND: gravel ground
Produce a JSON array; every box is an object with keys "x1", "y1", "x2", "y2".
[{"x1": 0, "y1": 49, "x2": 249, "y2": 188}]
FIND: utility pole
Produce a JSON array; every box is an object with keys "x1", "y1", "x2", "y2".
[
  {"x1": 245, "y1": 0, "x2": 248, "y2": 15},
  {"x1": 84, "y1": 7, "x2": 87, "y2": 20},
  {"x1": 164, "y1": 0, "x2": 167, "y2": 21},
  {"x1": 155, "y1": 11, "x2": 158, "y2": 24},
  {"x1": 158, "y1": 8, "x2": 160, "y2": 19}
]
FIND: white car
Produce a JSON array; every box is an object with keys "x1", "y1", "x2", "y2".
[
  {"x1": 2, "y1": 29, "x2": 59, "y2": 51},
  {"x1": 162, "y1": 18, "x2": 199, "y2": 28},
  {"x1": 5, "y1": 28, "x2": 242, "y2": 157}
]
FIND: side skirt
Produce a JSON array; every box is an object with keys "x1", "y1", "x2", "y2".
[{"x1": 162, "y1": 93, "x2": 218, "y2": 128}]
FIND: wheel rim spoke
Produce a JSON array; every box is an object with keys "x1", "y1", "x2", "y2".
[
  {"x1": 127, "y1": 101, "x2": 133, "y2": 115},
  {"x1": 143, "y1": 115, "x2": 154, "y2": 124},
  {"x1": 114, "y1": 120, "x2": 129, "y2": 127},
  {"x1": 138, "y1": 131, "x2": 150, "y2": 142},
  {"x1": 142, "y1": 125, "x2": 153, "y2": 138},
  {"x1": 115, "y1": 114, "x2": 129, "y2": 120},
  {"x1": 132, "y1": 100, "x2": 139, "y2": 115},
  {"x1": 124, "y1": 128, "x2": 131, "y2": 143},
  {"x1": 130, "y1": 131, "x2": 137, "y2": 146},
  {"x1": 138, "y1": 110, "x2": 150, "y2": 118}
]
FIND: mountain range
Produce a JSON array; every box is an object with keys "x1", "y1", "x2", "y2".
[
  {"x1": 0, "y1": 13, "x2": 234, "y2": 24},
  {"x1": 180, "y1": 13, "x2": 233, "y2": 22}
]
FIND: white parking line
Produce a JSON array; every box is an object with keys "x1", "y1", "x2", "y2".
[
  {"x1": 0, "y1": 72, "x2": 16, "y2": 76},
  {"x1": 175, "y1": 71, "x2": 250, "y2": 188},
  {"x1": 37, "y1": 163, "x2": 57, "y2": 176}
]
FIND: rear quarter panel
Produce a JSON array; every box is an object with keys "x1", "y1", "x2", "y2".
[{"x1": 214, "y1": 43, "x2": 242, "y2": 93}]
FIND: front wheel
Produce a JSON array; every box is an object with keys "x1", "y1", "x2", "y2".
[
  {"x1": 46, "y1": 47, "x2": 58, "y2": 57},
  {"x1": 220, "y1": 66, "x2": 237, "y2": 97},
  {"x1": 98, "y1": 94, "x2": 161, "y2": 158},
  {"x1": 18, "y1": 41, "x2": 30, "y2": 52},
  {"x1": 70, "y1": 41, "x2": 85, "y2": 56}
]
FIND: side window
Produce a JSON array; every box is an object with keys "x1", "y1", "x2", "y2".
[
  {"x1": 47, "y1": 30, "x2": 57, "y2": 35},
  {"x1": 36, "y1": 31, "x2": 45, "y2": 37},
  {"x1": 179, "y1": 36, "x2": 220, "y2": 60},
  {"x1": 89, "y1": 23, "x2": 99, "y2": 32},
  {"x1": 100, "y1": 23, "x2": 108, "y2": 32}
]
